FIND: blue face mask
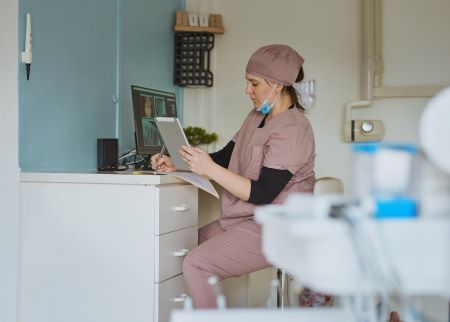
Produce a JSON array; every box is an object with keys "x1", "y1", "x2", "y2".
[{"x1": 257, "y1": 85, "x2": 280, "y2": 115}]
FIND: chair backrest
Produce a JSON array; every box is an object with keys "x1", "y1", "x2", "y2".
[{"x1": 313, "y1": 177, "x2": 344, "y2": 195}]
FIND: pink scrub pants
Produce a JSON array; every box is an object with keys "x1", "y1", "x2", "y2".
[{"x1": 182, "y1": 219, "x2": 271, "y2": 308}]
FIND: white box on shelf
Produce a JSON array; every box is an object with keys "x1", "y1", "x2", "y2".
[
  {"x1": 188, "y1": 12, "x2": 198, "y2": 27},
  {"x1": 198, "y1": 14, "x2": 209, "y2": 27}
]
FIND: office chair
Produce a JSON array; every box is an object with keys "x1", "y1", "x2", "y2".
[{"x1": 277, "y1": 176, "x2": 344, "y2": 308}]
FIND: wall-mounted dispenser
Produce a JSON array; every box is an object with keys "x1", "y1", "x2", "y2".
[
  {"x1": 294, "y1": 78, "x2": 316, "y2": 111},
  {"x1": 343, "y1": 100, "x2": 386, "y2": 142},
  {"x1": 345, "y1": 119, "x2": 385, "y2": 142}
]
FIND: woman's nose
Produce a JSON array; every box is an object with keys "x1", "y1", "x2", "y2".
[{"x1": 245, "y1": 83, "x2": 253, "y2": 94}]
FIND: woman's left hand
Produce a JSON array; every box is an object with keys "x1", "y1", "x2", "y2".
[{"x1": 179, "y1": 145, "x2": 215, "y2": 177}]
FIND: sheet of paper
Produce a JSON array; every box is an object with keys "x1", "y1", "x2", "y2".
[
  {"x1": 166, "y1": 172, "x2": 219, "y2": 198},
  {"x1": 113, "y1": 169, "x2": 219, "y2": 198}
]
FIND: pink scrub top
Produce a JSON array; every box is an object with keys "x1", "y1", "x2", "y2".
[{"x1": 220, "y1": 108, "x2": 316, "y2": 229}]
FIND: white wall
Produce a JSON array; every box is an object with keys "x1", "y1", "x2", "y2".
[
  {"x1": 185, "y1": 0, "x2": 450, "y2": 193},
  {"x1": 0, "y1": 0, "x2": 19, "y2": 321}
]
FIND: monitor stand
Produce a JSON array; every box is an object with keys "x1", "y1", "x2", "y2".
[{"x1": 142, "y1": 155, "x2": 154, "y2": 170}]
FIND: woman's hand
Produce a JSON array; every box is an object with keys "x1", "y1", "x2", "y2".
[
  {"x1": 179, "y1": 145, "x2": 215, "y2": 177},
  {"x1": 150, "y1": 154, "x2": 176, "y2": 172}
]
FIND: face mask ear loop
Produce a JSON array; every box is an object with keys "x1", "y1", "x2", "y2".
[
  {"x1": 257, "y1": 84, "x2": 278, "y2": 115},
  {"x1": 264, "y1": 84, "x2": 276, "y2": 103},
  {"x1": 270, "y1": 90, "x2": 281, "y2": 109}
]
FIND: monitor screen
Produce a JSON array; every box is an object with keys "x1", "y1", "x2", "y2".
[{"x1": 131, "y1": 85, "x2": 178, "y2": 156}]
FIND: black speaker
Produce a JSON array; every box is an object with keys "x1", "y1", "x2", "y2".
[{"x1": 97, "y1": 138, "x2": 118, "y2": 171}]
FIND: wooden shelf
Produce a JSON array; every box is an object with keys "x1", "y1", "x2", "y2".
[{"x1": 174, "y1": 25, "x2": 224, "y2": 34}]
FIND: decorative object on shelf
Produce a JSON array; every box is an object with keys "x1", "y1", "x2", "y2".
[
  {"x1": 188, "y1": 12, "x2": 198, "y2": 27},
  {"x1": 174, "y1": 32, "x2": 215, "y2": 87},
  {"x1": 176, "y1": 10, "x2": 189, "y2": 26},
  {"x1": 174, "y1": 10, "x2": 224, "y2": 34},
  {"x1": 183, "y1": 126, "x2": 218, "y2": 147},
  {"x1": 198, "y1": 13, "x2": 209, "y2": 27},
  {"x1": 208, "y1": 14, "x2": 223, "y2": 30}
]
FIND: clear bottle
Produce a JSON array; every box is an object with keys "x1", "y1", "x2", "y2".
[{"x1": 352, "y1": 143, "x2": 419, "y2": 219}]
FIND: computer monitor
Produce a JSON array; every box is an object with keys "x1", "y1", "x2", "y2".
[{"x1": 131, "y1": 85, "x2": 178, "y2": 157}]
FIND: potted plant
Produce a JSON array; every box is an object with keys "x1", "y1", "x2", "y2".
[{"x1": 183, "y1": 126, "x2": 218, "y2": 150}]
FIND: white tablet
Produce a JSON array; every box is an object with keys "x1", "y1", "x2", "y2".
[{"x1": 154, "y1": 117, "x2": 190, "y2": 171}]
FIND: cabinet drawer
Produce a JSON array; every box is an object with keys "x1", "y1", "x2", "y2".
[
  {"x1": 154, "y1": 274, "x2": 188, "y2": 322},
  {"x1": 156, "y1": 185, "x2": 198, "y2": 235},
  {"x1": 155, "y1": 226, "x2": 198, "y2": 282}
]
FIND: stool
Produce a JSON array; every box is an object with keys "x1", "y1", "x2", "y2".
[{"x1": 276, "y1": 268, "x2": 292, "y2": 308}]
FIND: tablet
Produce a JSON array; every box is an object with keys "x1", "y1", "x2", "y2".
[{"x1": 154, "y1": 117, "x2": 190, "y2": 171}]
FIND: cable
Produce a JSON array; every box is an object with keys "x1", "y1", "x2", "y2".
[{"x1": 118, "y1": 148, "x2": 136, "y2": 161}]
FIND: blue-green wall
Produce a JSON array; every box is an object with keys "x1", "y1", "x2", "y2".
[
  {"x1": 119, "y1": 0, "x2": 183, "y2": 151},
  {"x1": 19, "y1": 0, "x2": 184, "y2": 170}
]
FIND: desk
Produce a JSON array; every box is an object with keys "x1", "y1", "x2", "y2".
[{"x1": 19, "y1": 172, "x2": 198, "y2": 322}]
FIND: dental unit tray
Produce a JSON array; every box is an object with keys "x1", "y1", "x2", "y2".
[{"x1": 255, "y1": 194, "x2": 450, "y2": 297}]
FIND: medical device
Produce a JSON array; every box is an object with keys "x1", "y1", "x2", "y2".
[{"x1": 21, "y1": 13, "x2": 32, "y2": 80}]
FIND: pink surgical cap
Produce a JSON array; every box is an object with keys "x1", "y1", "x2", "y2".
[{"x1": 246, "y1": 44, "x2": 305, "y2": 86}]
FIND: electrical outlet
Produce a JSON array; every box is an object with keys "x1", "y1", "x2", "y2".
[{"x1": 344, "y1": 119, "x2": 385, "y2": 142}]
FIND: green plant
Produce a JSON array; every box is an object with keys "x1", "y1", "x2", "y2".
[{"x1": 183, "y1": 126, "x2": 218, "y2": 146}]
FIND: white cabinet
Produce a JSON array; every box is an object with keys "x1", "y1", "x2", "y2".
[{"x1": 19, "y1": 172, "x2": 198, "y2": 322}]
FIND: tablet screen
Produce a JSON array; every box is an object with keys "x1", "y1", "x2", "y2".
[{"x1": 154, "y1": 117, "x2": 190, "y2": 171}]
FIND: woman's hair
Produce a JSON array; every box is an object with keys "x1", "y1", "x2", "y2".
[{"x1": 283, "y1": 67, "x2": 305, "y2": 112}]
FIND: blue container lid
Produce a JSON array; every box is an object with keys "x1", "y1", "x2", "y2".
[
  {"x1": 352, "y1": 142, "x2": 419, "y2": 154},
  {"x1": 374, "y1": 197, "x2": 418, "y2": 219}
]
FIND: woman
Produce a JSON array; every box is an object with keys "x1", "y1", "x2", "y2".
[{"x1": 151, "y1": 44, "x2": 316, "y2": 308}]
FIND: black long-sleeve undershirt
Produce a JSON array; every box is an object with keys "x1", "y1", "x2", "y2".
[
  {"x1": 209, "y1": 140, "x2": 293, "y2": 205},
  {"x1": 209, "y1": 140, "x2": 235, "y2": 168},
  {"x1": 248, "y1": 167, "x2": 293, "y2": 205}
]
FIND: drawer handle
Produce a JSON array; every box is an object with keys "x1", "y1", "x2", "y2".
[
  {"x1": 173, "y1": 204, "x2": 191, "y2": 212},
  {"x1": 173, "y1": 293, "x2": 188, "y2": 303},
  {"x1": 173, "y1": 248, "x2": 190, "y2": 257}
]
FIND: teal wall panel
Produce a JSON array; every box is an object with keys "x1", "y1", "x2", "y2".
[
  {"x1": 19, "y1": 0, "x2": 117, "y2": 170},
  {"x1": 119, "y1": 0, "x2": 183, "y2": 153},
  {"x1": 19, "y1": 0, "x2": 183, "y2": 170}
]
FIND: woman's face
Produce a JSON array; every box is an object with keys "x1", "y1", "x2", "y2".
[
  {"x1": 245, "y1": 73, "x2": 277, "y2": 108},
  {"x1": 144, "y1": 97, "x2": 152, "y2": 117}
]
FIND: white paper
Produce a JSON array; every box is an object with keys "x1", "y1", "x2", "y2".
[
  {"x1": 114, "y1": 169, "x2": 219, "y2": 198},
  {"x1": 165, "y1": 171, "x2": 219, "y2": 198}
]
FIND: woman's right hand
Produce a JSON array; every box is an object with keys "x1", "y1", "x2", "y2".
[{"x1": 150, "y1": 154, "x2": 176, "y2": 172}]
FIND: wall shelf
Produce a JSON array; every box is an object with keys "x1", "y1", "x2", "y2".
[{"x1": 174, "y1": 25, "x2": 224, "y2": 34}]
